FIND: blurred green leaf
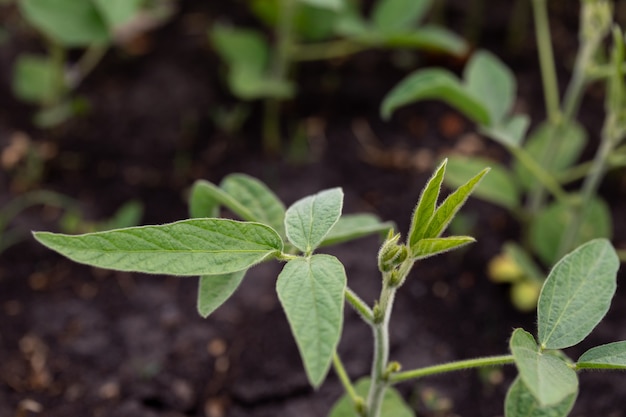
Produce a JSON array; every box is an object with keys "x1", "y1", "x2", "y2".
[
  {"x1": 20, "y1": 0, "x2": 110, "y2": 46},
  {"x1": 12, "y1": 54, "x2": 63, "y2": 104},
  {"x1": 93, "y1": 0, "x2": 144, "y2": 29},
  {"x1": 328, "y1": 378, "x2": 415, "y2": 417},
  {"x1": 382, "y1": 26, "x2": 467, "y2": 55},
  {"x1": 514, "y1": 122, "x2": 587, "y2": 190},
  {"x1": 444, "y1": 156, "x2": 520, "y2": 210},
  {"x1": 371, "y1": 0, "x2": 431, "y2": 34},
  {"x1": 464, "y1": 50, "x2": 516, "y2": 125},
  {"x1": 481, "y1": 115, "x2": 530, "y2": 148},
  {"x1": 538, "y1": 239, "x2": 618, "y2": 350},
  {"x1": 381, "y1": 69, "x2": 490, "y2": 124},
  {"x1": 321, "y1": 214, "x2": 393, "y2": 247},
  {"x1": 530, "y1": 197, "x2": 612, "y2": 266},
  {"x1": 297, "y1": 0, "x2": 343, "y2": 10}
]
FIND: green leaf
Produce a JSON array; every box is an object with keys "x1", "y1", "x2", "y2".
[
  {"x1": 444, "y1": 156, "x2": 519, "y2": 210},
  {"x1": 480, "y1": 115, "x2": 530, "y2": 148},
  {"x1": 371, "y1": 0, "x2": 431, "y2": 34},
  {"x1": 189, "y1": 180, "x2": 220, "y2": 218},
  {"x1": 381, "y1": 69, "x2": 490, "y2": 124},
  {"x1": 19, "y1": 0, "x2": 110, "y2": 46},
  {"x1": 320, "y1": 214, "x2": 394, "y2": 247},
  {"x1": 382, "y1": 26, "x2": 467, "y2": 56},
  {"x1": 33, "y1": 219, "x2": 283, "y2": 276},
  {"x1": 250, "y1": 0, "x2": 338, "y2": 41},
  {"x1": 285, "y1": 188, "x2": 343, "y2": 253},
  {"x1": 12, "y1": 54, "x2": 64, "y2": 104},
  {"x1": 411, "y1": 236, "x2": 475, "y2": 260},
  {"x1": 276, "y1": 255, "x2": 346, "y2": 388},
  {"x1": 221, "y1": 174, "x2": 286, "y2": 237},
  {"x1": 530, "y1": 197, "x2": 612, "y2": 266},
  {"x1": 328, "y1": 378, "x2": 415, "y2": 417},
  {"x1": 537, "y1": 239, "x2": 619, "y2": 350},
  {"x1": 297, "y1": 0, "x2": 343, "y2": 11},
  {"x1": 464, "y1": 50, "x2": 516, "y2": 125},
  {"x1": 514, "y1": 122, "x2": 587, "y2": 190},
  {"x1": 423, "y1": 167, "x2": 489, "y2": 239},
  {"x1": 197, "y1": 270, "x2": 246, "y2": 318},
  {"x1": 578, "y1": 341, "x2": 626, "y2": 369},
  {"x1": 509, "y1": 329, "x2": 578, "y2": 406},
  {"x1": 93, "y1": 0, "x2": 144, "y2": 29},
  {"x1": 408, "y1": 158, "x2": 447, "y2": 248},
  {"x1": 505, "y1": 376, "x2": 577, "y2": 417}
]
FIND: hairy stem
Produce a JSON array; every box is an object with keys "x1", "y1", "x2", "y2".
[
  {"x1": 345, "y1": 287, "x2": 375, "y2": 324},
  {"x1": 389, "y1": 355, "x2": 515, "y2": 384}
]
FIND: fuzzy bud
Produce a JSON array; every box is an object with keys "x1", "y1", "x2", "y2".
[
  {"x1": 581, "y1": 0, "x2": 613, "y2": 41},
  {"x1": 378, "y1": 232, "x2": 409, "y2": 273}
]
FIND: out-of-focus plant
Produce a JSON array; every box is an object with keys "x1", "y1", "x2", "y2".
[
  {"x1": 381, "y1": 0, "x2": 626, "y2": 311},
  {"x1": 210, "y1": 0, "x2": 468, "y2": 153},
  {"x1": 12, "y1": 0, "x2": 175, "y2": 127}
]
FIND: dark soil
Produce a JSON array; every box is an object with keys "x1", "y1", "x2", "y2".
[{"x1": 2, "y1": 1, "x2": 626, "y2": 417}]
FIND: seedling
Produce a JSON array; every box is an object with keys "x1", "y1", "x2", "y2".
[
  {"x1": 381, "y1": 0, "x2": 626, "y2": 310},
  {"x1": 34, "y1": 162, "x2": 625, "y2": 416},
  {"x1": 210, "y1": 0, "x2": 467, "y2": 153},
  {"x1": 12, "y1": 0, "x2": 174, "y2": 127}
]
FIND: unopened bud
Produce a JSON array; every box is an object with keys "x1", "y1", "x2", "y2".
[
  {"x1": 581, "y1": 0, "x2": 613, "y2": 41},
  {"x1": 378, "y1": 233, "x2": 409, "y2": 273}
]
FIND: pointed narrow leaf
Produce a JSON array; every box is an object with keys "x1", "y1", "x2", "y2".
[
  {"x1": 538, "y1": 239, "x2": 619, "y2": 350},
  {"x1": 221, "y1": 174, "x2": 286, "y2": 237},
  {"x1": 408, "y1": 159, "x2": 447, "y2": 248},
  {"x1": 505, "y1": 376, "x2": 577, "y2": 417},
  {"x1": 510, "y1": 329, "x2": 578, "y2": 406},
  {"x1": 328, "y1": 378, "x2": 415, "y2": 417},
  {"x1": 577, "y1": 341, "x2": 626, "y2": 369},
  {"x1": 444, "y1": 156, "x2": 519, "y2": 210},
  {"x1": 372, "y1": 0, "x2": 431, "y2": 34},
  {"x1": 464, "y1": 50, "x2": 516, "y2": 125},
  {"x1": 320, "y1": 214, "x2": 394, "y2": 247},
  {"x1": 381, "y1": 69, "x2": 490, "y2": 123},
  {"x1": 33, "y1": 219, "x2": 283, "y2": 276},
  {"x1": 411, "y1": 236, "x2": 475, "y2": 260},
  {"x1": 285, "y1": 188, "x2": 343, "y2": 253},
  {"x1": 382, "y1": 26, "x2": 467, "y2": 55},
  {"x1": 423, "y1": 167, "x2": 489, "y2": 239},
  {"x1": 197, "y1": 270, "x2": 246, "y2": 318},
  {"x1": 277, "y1": 255, "x2": 346, "y2": 388}
]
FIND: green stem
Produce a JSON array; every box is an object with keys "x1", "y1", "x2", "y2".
[
  {"x1": 262, "y1": 0, "x2": 296, "y2": 154},
  {"x1": 531, "y1": 0, "x2": 561, "y2": 125},
  {"x1": 289, "y1": 40, "x2": 371, "y2": 62},
  {"x1": 389, "y1": 355, "x2": 515, "y2": 384},
  {"x1": 333, "y1": 353, "x2": 365, "y2": 414},
  {"x1": 507, "y1": 145, "x2": 568, "y2": 203},
  {"x1": 345, "y1": 287, "x2": 374, "y2": 324},
  {"x1": 68, "y1": 44, "x2": 108, "y2": 89}
]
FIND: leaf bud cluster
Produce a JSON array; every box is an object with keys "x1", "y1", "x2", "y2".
[{"x1": 377, "y1": 231, "x2": 409, "y2": 273}]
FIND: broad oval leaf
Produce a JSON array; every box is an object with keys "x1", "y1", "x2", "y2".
[
  {"x1": 538, "y1": 239, "x2": 619, "y2": 350},
  {"x1": 320, "y1": 214, "x2": 394, "y2": 247},
  {"x1": 221, "y1": 174, "x2": 286, "y2": 237},
  {"x1": 12, "y1": 54, "x2": 64, "y2": 104},
  {"x1": 411, "y1": 236, "x2": 475, "y2": 260},
  {"x1": 33, "y1": 219, "x2": 283, "y2": 276},
  {"x1": 530, "y1": 197, "x2": 612, "y2": 266},
  {"x1": 328, "y1": 377, "x2": 415, "y2": 417},
  {"x1": 444, "y1": 156, "x2": 519, "y2": 210},
  {"x1": 276, "y1": 255, "x2": 346, "y2": 388},
  {"x1": 505, "y1": 376, "x2": 577, "y2": 417},
  {"x1": 197, "y1": 271, "x2": 246, "y2": 318},
  {"x1": 285, "y1": 188, "x2": 344, "y2": 253},
  {"x1": 510, "y1": 329, "x2": 578, "y2": 406},
  {"x1": 577, "y1": 341, "x2": 626, "y2": 370},
  {"x1": 371, "y1": 0, "x2": 431, "y2": 34},
  {"x1": 20, "y1": 0, "x2": 110, "y2": 46},
  {"x1": 381, "y1": 68, "x2": 490, "y2": 124},
  {"x1": 464, "y1": 50, "x2": 516, "y2": 125}
]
